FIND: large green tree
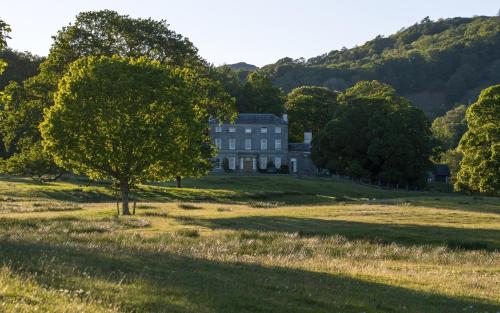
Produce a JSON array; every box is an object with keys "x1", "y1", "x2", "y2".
[
  {"x1": 455, "y1": 85, "x2": 500, "y2": 194},
  {"x1": 285, "y1": 86, "x2": 339, "y2": 142},
  {"x1": 0, "y1": 10, "x2": 204, "y2": 178},
  {"x1": 41, "y1": 56, "x2": 233, "y2": 215},
  {"x1": 312, "y1": 81, "x2": 436, "y2": 187},
  {"x1": 236, "y1": 72, "x2": 284, "y2": 115}
]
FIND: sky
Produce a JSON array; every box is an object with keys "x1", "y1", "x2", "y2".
[{"x1": 2, "y1": 0, "x2": 499, "y2": 67}]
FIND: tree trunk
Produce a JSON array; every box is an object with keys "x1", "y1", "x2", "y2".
[
  {"x1": 176, "y1": 176, "x2": 182, "y2": 188},
  {"x1": 120, "y1": 179, "x2": 130, "y2": 215},
  {"x1": 115, "y1": 187, "x2": 120, "y2": 215}
]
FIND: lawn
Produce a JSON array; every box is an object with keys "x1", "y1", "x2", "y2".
[{"x1": 0, "y1": 174, "x2": 499, "y2": 312}]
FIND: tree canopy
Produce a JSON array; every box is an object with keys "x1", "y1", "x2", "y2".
[
  {"x1": 0, "y1": 18, "x2": 11, "y2": 75},
  {"x1": 0, "y1": 49, "x2": 43, "y2": 89},
  {"x1": 0, "y1": 10, "x2": 207, "y2": 179},
  {"x1": 41, "y1": 56, "x2": 234, "y2": 214},
  {"x1": 312, "y1": 81, "x2": 436, "y2": 187},
  {"x1": 236, "y1": 72, "x2": 284, "y2": 115},
  {"x1": 431, "y1": 105, "x2": 468, "y2": 182},
  {"x1": 432, "y1": 105, "x2": 468, "y2": 151},
  {"x1": 285, "y1": 86, "x2": 339, "y2": 142},
  {"x1": 455, "y1": 85, "x2": 500, "y2": 194}
]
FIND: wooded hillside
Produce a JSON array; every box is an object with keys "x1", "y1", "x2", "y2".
[{"x1": 260, "y1": 16, "x2": 500, "y2": 118}]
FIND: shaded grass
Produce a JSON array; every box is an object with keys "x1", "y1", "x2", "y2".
[
  {"x1": 0, "y1": 226, "x2": 498, "y2": 313},
  {"x1": 178, "y1": 203, "x2": 203, "y2": 210},
  {"x1": 0, "y1": 175, "x2": 499, "y2": 312},
  {"x1": 181, "y1": 216, "x2": 500, "y2": 251},
  {"x1": 2, "y1": 175, "x2": 499, "y2": 214}
]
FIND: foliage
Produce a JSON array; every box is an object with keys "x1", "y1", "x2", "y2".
[
  {"x1": 431, "y1": 105, "x2": 468, "y2": 181},
  {"x1": 285, "y1": 86, "x2": 339, "y2": 142},
  {"x1": 42, "y1": 10, "x2": 201, "y2": 75},
  {"x1": 0, "y1": 18, "x2": 11, "y2": 75},
  {"x1": 0, "y1": 142, "x2": 62, "y2": 182},
  {"x1": 0, "y1": 49, "x2": 43, "y2": 89},
  {"x1": 455, "y1": 84, "x2": 500, "y2": 194},
  {"x1": 439, "y1": 148, "x2": 463, "y2": 183},
  {"x1": 260, "y1": 16, "x2": 500, "y2": 118},
  {"x1": 0, "y1": 10, "x2": 204, "y2": 179},
  {"x1": 40, "y1": 56, "x2": 233, "y2": 214},
  {"x1": 312, "y1": 81, "x2": 437, "y2": 186},
  {"x1": 236, "y1": 72, "x2": 285, "y2": 115},
  {"x1": 432, "y1": 104, "x2": 468, "y2": 151}
]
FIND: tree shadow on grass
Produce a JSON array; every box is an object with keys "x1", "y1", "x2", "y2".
[
  {"x1": 0, "y1": 239, "x2": 498, "y2": 313},
  {"x1": 180, "y1": 216, "x2": 500, "y2": 251}
]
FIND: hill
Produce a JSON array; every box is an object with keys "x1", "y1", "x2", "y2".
[
  {"x1": 260, "y1": 16, "x2": 500, "y2": 118},
  {"x1": 224, "y1": 62, "x2": 258, "y2": 71},
  {"x1": 0, "y1": 174, "x2": 499, "y2": 312}
]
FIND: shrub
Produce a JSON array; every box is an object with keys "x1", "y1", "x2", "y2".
[
  {"x1": 178, "y1": 203, "x2": 202, "y2": 210},
  {"x1": 176, "y1": 228, "x2": 200, "y2": 237}
]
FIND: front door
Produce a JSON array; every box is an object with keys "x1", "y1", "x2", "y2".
[
  {"x1": 243, "y1": 158, "x2": 253, "y2": 172},
  {"x1": 290, "y1": 158, "x2": 297, "y2": 173}
]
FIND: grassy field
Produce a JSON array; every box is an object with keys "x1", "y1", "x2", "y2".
[{"x1": 0, "y1": 174, "x2": 499, "y2": 312}]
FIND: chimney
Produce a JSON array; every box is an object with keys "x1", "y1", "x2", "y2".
[
  {"x1": 304, "y1": 132, "x2": 312, "y2": 144},
  {"x1": 282, "y1": 113, "x2": 288, "y2": 122}
]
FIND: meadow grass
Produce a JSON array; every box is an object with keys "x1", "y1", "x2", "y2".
[{"x1": 0, "y1": 175, "x2": 499, "y2": 312}]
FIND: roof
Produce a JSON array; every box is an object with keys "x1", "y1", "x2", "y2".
[
  {"x1": 210, "y1": 113, "x2": 287, "y2": 125},
  {"x1": 435, "y1": 164, "x2": 451, "y2": 176},
  {"x1": 288, "y1": 143, "x2": 312, "y2": 152}
]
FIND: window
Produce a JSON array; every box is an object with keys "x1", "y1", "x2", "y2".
[
  {"x1": 304, "y1": 132, "x2": 312, "y2": 144},
  {"x1": 259, "y1": 157, "x2": 268, "y2": 169},
  {"x1": 245, "y1": 128, "x2": 252, "y2": 134},
  {"x1": 245, "y1": 138, "x2": 251, "y2": 150},
  {"x1": 260, "y1": 139, "x2": 267, "y2": 150},
  {"x1": 215, "y1": 138, "x2": 221, "y2": 149},
  {"x1": 229, "y1": 138, "x2": 236, "y2": 150},
  {"x1": 228, "y1": 126, "x2": 236, "y2": 133},
  {"x1": 214, "y1": 158, "x2": 221, "y2": 169},
  {"x1": 229, "y1": 157, "x2": 236, "y2": 170},
  {"x1": 261, "y1": 127, "x2": 267, "y2": 134},
  {"x1": 275, "y1": 139, "x2": 281, "y2": 150},
  {"x1": 275, "y1": 127, "x2": 281, "y2": 134},
  {"x1": 274, "y1": 157, "x2": 282, "y2": 169},
  {"x1": 215, "y1": 126, "x2": 222, "y2": 133}
]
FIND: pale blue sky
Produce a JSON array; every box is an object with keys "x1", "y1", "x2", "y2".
[{"x1": 3, "y1": 0, "x2": 499, "y2": 66}]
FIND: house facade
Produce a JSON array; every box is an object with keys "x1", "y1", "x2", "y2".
[{"x1": 209, "y1": 113, "x2": 316, "y2": 174}]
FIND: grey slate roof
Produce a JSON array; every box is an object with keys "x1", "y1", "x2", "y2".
[
  {"x1": 435, "y1": 164, "x2": 450, "y2": 176},
  {"x1": 288, "y1": 143, "x2": 312, "y2": 152},
  {"x1": 210, "y1": 113, "x2": 287, "y2": 125}
]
